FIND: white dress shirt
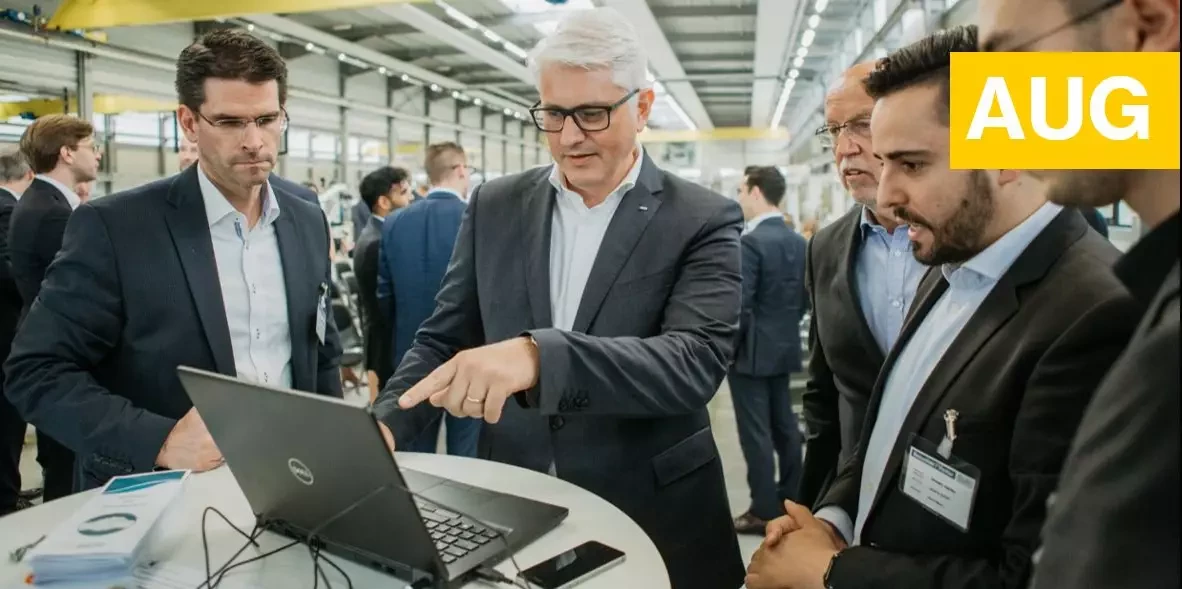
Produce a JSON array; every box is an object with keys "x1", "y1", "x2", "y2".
[
  {"x1": 817, "y1": 202, "x2": 1064, "y2": 544},
  {"x1": 0, "y1": 187, "x2": 18, "y2": 201},
  {"x1": 198, "y1": 164, "x2": 293, "y2": 388},
  {"x1": 744, "y1": 211, "x2": 785, "y2": 235},
  {"x1": 34, "y1": 174, "x2": 81, "y2": 209},
  {"x1": 547, "y1": 146, "x2": 645, "y2": 331}
]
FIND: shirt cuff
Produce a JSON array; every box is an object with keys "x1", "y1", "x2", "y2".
[{"x1": 814, "y1": 506, "x2": 854, "y2": 546}]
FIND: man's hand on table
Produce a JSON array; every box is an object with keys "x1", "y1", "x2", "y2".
[
  {"x1": 156, "y1": 408, "x2": 224, "y2": 472},
  {"x1": 397, "y1": 337, "x2": 539, "y2": 424}
]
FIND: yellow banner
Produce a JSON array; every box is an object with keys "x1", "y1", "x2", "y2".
[{"x1": 948, "y1": 52, "x2": 1179, "y2": 170}]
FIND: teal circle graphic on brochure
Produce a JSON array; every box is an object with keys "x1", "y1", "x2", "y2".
[{"x1": 77, "y1": 512, "x2": 138, "y2": 536}]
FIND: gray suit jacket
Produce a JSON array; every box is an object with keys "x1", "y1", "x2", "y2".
[{"x1": 375, "y1": 154, "x2": 746, "y2": 589}]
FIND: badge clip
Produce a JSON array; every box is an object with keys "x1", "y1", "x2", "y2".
[{"x1": 937, "y1": 409, "x2": 959, "y2": 459}]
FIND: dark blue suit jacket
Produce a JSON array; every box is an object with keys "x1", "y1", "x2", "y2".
[
  {"x1": 732, "y1": 216, "x2": 809, "y2": 377},
  {"x1": 377, "y1": 190, "x2": 466, "y2": 370},
  {"x1": 3, "y1": 165, "x2": 343, "y2": 490}
]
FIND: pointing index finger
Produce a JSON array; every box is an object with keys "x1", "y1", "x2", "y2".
[{"x1": 399, "y1": 361, "x2": 458, "y2": 408}]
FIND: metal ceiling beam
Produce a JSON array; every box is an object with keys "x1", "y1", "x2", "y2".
[
  {"x1": 751, "y1": 0, "x2": 804, "y2": 127},
  {"x1": 666, "y1": 32, "x2": 754, "y2": 43},
  {"x1": 331, "y1": 11, "x2": 553, "y2": 42},
  {"x1": 678, "y1": 52, "x2": 755, "y2": 63},
  {"x1": 47, "y1": 0, "x2": 428, "y2": 29},
  {"x1": 241, "y1": 13, "x2": 531, "y2": 117},
  {"x1": 600, "y1": 0, "x2": 714, "y2": 130},
  {"x1": 372, "y1": 3, "x2": 532, "y2": 85},
  {"x1": 650, "y1": 5, "x2": 760, "y2": 18}
]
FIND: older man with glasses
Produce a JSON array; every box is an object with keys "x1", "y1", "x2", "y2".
[
  {"x1": 4, "y1": 28, "x2": 342, "y2": 492},
  {"x1": 797, "y1": 61, "x2": 926, "y2": 511},
  {"x1": 374, "y1": 7, "x2": 746, "y2": 588}
]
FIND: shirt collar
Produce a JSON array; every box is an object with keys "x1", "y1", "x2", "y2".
[
  {"x1": 35, "y1": 174, "x2": 81, "y2": 210},
  {"x1": 859, "y1": 205, "x2": 906, "y2": 239},
  {"x1": 0, "y1": 186, "x2": 18, "y2": 200},
  {"x1": 548, "y1": 145, "x2": 645, "y2": 203},
  {"x1": 428, "y1": 187, "x2": 464, "y2": 201},
  {"x1": 942, "y1": 201, "x2": 1064, "y2": 287},
  {"x1": 746, "y1": 211, "x2": 785, "y2": 234},
  {"x1": 196, "y1": 163, "x2": 280, "y2": 228},
  {"x1": 1115, "y1": 210, "x2": 1180, "y2": 306}
]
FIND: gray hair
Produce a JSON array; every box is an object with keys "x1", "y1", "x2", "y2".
[
  {"x1": 0, "y1": 149, "x2": 31, "y2": 184},
  {"x1": 528, "y1": 7, "x2": 650, "y2": 95}
]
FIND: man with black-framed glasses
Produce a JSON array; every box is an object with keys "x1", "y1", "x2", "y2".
[
  {"x1": 4, "y1": 28, "x2": 343, "y2": 492},
  {"x1": 375, "y1": 7, "x2": 745, "y2": 588},
  {"x1": 977, "y1": 1, "x2": 1180, "y2": 588},
  {"x1": 798, "y1": 61, "x2": 926, "y2": 512}
]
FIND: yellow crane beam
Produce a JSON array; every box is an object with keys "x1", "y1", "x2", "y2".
[
  {"x1": 48, "y1": 0, "x2": 429, "y2": 31},
  {"x1": 0, "y1": 95, "x2": 177, "y2": 119}
]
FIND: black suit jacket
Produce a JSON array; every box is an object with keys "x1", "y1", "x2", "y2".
[
  {"x1": 732, "y1": 216, "x2": 808, "y2": 376},
  {"x1": 799, "y1": 205, "x2": 885, "y2": 507},
  {"x1": 3, "y1": 165, "x2": 343, "y2": 490},
  {"x1": 7, "y1": 178, "x2": 73, "y2": 321},
  {"x1": 0, "y1": 189, "x2": 20, "y2": 360},
  {"x1": 353, "y1": 215, "x2": 392, "y2": 380},
  {"x1": 815, "y1": 209, "x2": 1139, "y2": 589},
  {"x1": 1030, "y1": 213, "x2": 1180, "y2": 589},
  {"x1": 375, "y1": 154, "x2": 746, "y2": 589}
]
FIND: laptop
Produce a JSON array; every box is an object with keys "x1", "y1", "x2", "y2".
[{"x1": 177, "y1": 366, "x2": 569, "y2": 588}]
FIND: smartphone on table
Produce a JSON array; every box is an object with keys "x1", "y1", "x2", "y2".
[{"x1": 517, "y1": 541, "x2": 626, "y2": 589}]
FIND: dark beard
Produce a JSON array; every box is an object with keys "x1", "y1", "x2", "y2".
[{"x1": 901, "y1": 170, "x2": 996, "y2": 266}]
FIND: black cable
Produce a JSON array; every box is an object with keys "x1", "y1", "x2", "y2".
[{"x1": 196, "y1": 472, "x2": 530, "y2": 589}]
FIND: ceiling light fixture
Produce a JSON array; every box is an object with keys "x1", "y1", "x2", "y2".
[
  {"x1": 793, "y1": 56, "x2": 805, "y2": 68},
  {"x1": 814, "y1": 0, "x2": 829, "y2": 13},
  {"x1": 808, "y1": 14, "x2": 821, "y2": 28},
  {"x1": 769, "y1": 79, "x2": 796, "y2": 129},
  {"x1": 797, "y1": 46, "x2": 809, "y2": 58},
  {"x1": 801, "y1": 29, "x2": 816, "y2": 47}
]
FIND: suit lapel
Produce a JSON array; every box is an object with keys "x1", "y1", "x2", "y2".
[
  {"x1": 864, "y1": 208, "x2": 1086, "y2": 522},
  {"x1": 271, "y1": 187, "x2": 312, "y2": 391},
  {"x1": 838, "y1": 206, "x2": 887, "y2": 365},
  {"x1": 571, "y1": 155, "x2": 664, "y2": 333},
  {"x1": 163, "y1": 166, "x2": 235, "y2": 376},
  {"x1": 523, "y1": 174, "x2": 555, "y2": 330}
]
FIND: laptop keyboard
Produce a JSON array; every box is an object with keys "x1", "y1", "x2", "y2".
[{"x1": 415, "y1": 500, "x2": 500, "y2": 564}]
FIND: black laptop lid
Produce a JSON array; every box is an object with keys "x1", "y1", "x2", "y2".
[{"x1": 177, "y1": 366, "x2": 441, "y2": 579}]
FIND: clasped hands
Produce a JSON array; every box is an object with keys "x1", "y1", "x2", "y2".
[
  {"x1": 745, "y1": 501, "x2": 848, "y2": 589},
  {"x1": 396, "y1": 336, "x2": 540, "y2": 424}
]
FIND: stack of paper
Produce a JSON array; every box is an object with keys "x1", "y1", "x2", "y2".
[{"x1": 24, "y1": 470, "x2": 190, "y2": 586}]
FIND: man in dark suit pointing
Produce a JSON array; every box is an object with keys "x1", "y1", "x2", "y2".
[
  {"x1": 376, "y1": 7, "x2": 745, "y2": 588},
  {"x1": 4, "y1": 28, "x2": 342, "y2": 491}
]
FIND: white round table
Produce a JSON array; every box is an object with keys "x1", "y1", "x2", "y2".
[{"x1": 0, "y1": 453, "x2": 670, "y2": 588}]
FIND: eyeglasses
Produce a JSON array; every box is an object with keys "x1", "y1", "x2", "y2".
[
  {"x1": 984, "y1": 0, "x2": 1123, "y2": 52},
  {"x1": 529, "y1": 89, "x2": 640, "y2": 133},
  {"x1": 814, "y1": 116, "x2": 872, "y2": 148},
  {"x1": 196, "y1": 109, "x2": 289, "y2": 138}
]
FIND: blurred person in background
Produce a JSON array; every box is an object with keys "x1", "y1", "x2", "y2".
[
  {"x1": 377, "y1": 142, "x2": 480, "y2": 456},
  {"x1": 730, "y1": 165, "x2": 809, "y2": 535},
  {"x1": 4, "y1": 114, "x2": 98, "y2": 501},
  {"x1": 178, "y1": 135, "x2": 199, "y2": 172},
  {"x1": 354, "y1": 165, "x2": 411, "y2": 402},
  {"x1": 797, "y1": 61, "x2": 925, "y2": 510},
  {"x1": 375, "y1": 8, "x2": 746, "y2": 587},
  {"x1": 977, "y1": 1, "x2": 1180, "y2": 587},
  {"x1": 0, "y1": 150, "x2": 34, "y2": 516},
  {"x1": 75, "y1": 181, "x2": 92, "y2": 203},
  {"x1": 800, "y1": 219, "x2": 818, "y2": 240}
]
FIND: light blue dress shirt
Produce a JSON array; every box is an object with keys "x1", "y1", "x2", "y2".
[
  {"x1": 818, "y1": 202, "x2": 1064, "y2": 544},
  {"x1": 856, "y1": 207, "x2": 926, "y2": 354}
]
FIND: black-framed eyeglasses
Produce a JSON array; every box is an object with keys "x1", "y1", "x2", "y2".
[
  {"x1": 814, "y1": 116, "x2": 872, "y2": 148},
  {"x1": 195, "y1": 108, "x2": 290, "y2": 138},
  {"x1": 984, "y1": 0, "x2": 1123, "y2": 52},
  {"x1": 529, "y1": 89, "x2": 640, "y2": 133}
]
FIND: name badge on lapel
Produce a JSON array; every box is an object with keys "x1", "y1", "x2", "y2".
[
  {"x1": 900, "y1": 411, "x2": 980, "y2": 532},
  {"x1": 316, "y1": 282, "x2": 329, "y2": 345}
]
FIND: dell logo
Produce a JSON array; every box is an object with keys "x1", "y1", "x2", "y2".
[{"x1": 288, "y1": 458, "x2": 315, "y2": 486}]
